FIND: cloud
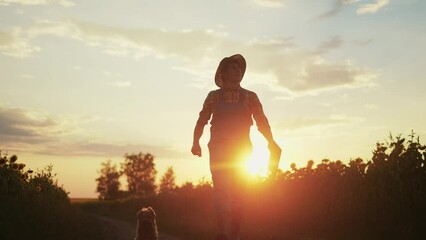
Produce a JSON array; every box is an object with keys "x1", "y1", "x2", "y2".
[
  {"x1": 364, "y1": 104, "x2": 378, "y2": 109},
  {"x1": 0, "y1": 0, "x2": 74, "y2": 7},
  {"x1": 33, "y1": 141, "x2": 188, "y2": 159},
  {"x1": 0, "y1": 30, "x2": 40, "y2": 57},
  {"x1": 0, "y1": 107, "x2": 102, "y2": 151},
  {"x1": 316, "y1": 4, "x2": 342, "y2": 20},
  {"x1": 357, "y1": 0, "x2": 389, "y2": 14},
  {"x1": 1, "y1": 20, "x2": 377, "y2": 95},
  {"x1": 253, "y1": 0, "x2": 285, "y2": 8},
  {"x1": 102, "y1": 71, "x2": 131, "y2": 87},
  {"x1": 0, "y1": 107, "x2": 58, "y2": 145},
  {"x1": 245, "y1": 40, "x2": 377, "y2": 94},
  {"x1": 108, "y1": 81, "x2": 132, "y2": 87},
  {"x1": 317, "y1": 0, "x2": 388, "y2": 19},
  {"x1": 352, "y1": 38, "x2": 374, "y2": 46},
  {"x1": 16, "y1": 20, "x2": 227, "y2": 61},
  {"x1": 317, "y1": 0, "x2": 360, "y2": 20},
  {"x1": 277, "y1": 115, "x2": 361, "y2": 130},
  {"x1": 0, "y1": 106, "x2": 186, "y2": 159},
  {"x1": 15, "y1": 8, "x2": 24, "y2": 14},
  {"x1": 20, "y1": 74, "x2": 36, "y2": 79},
  {"x1": 316, "y1": 36, "x2": 344, "y2": 54}
]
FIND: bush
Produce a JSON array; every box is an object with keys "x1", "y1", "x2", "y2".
[
  {"x1": 243, "y1": 132, "x2": 426, "y2": 239},
  {"x1": 83, "y1": 133, "x2": 426, "y2": 239},
  {"x1": 0, "y1": 152, "x2": 102, "y2": 240}
]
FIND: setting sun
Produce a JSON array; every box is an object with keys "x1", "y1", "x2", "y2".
[
  {"x1": 1, "y1": 0, "x2": 424, "y2": 203},
  {"x1": 244, "y1": 145, "x2": 269, "y2": 177}
]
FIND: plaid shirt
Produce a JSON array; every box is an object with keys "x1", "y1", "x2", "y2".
[{"x1": 197, "y1": 88, "x2": 271, "y2": 134}]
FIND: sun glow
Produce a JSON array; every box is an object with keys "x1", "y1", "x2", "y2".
[{"x1": 244, "y1": 145, "x2": 269, "y2": 177}]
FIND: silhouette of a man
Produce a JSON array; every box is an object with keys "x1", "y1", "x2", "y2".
[{"x1": 191, "y1": 54, "x2": 281, "y2": 240}]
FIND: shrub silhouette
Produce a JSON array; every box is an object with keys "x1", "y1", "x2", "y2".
[
  {"x1": 96, "y1": 159, "x2": 121, "y2": 200},
  {"x1": 0, "y1": 151, "x2": 101, "y2": 240},
  {"x1": 159, "y1": 166, "x2": 177, "y2": 194},
  {"x1": 84, "y1": 132, "x2": 426, "y2": 239},
  {"x1": 249, "y1": 132, "x2": 426, "y2": 239}
]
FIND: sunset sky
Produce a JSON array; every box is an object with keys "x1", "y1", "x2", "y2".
[{"x1": 1, "y1": 0, "x2": 425, "y2": 198}]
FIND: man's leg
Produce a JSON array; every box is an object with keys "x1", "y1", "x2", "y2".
[
  {"x1": 230, "y1": 197, "x2": 243, "y2": 240},
  {"x1": 212, "y1": 170, "x2": 232, "y2": 239},
  {"x1": 229, "y1": 170, "x2": 247, "y2": 240}
]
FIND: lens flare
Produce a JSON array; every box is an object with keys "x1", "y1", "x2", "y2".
[{"x1": 244, "y1": 146, "x2": 269, "y2": 177}]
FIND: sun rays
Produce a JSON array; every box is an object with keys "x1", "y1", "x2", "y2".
[{"x1": 243, "y1": 136, "x2": 269, "y2": 177}]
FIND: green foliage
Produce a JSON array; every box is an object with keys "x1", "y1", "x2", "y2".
[{"x1": 0, "y1": 151, "x2": 102, "y2": 240}]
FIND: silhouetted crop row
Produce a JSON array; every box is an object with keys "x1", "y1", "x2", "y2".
[
  {"x1": 244, "y1": 132, "x2": 426, "y2": 239},
  {"x1": 86, "y1": 132, "x2": 426, "y2": 239}
]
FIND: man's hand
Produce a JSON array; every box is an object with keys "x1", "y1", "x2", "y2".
[
  {"x1": 191, "y1": 143, "x2": 202, "y2": 157},
  {"x1": 268, "y1": 140, "x2": 282, "y2": 177}
]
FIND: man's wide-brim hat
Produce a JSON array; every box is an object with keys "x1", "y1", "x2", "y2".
[{"x1": 214, "y1": 54, "x2": 246, "y2": 88}]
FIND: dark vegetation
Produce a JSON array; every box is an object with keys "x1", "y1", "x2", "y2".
[
  {"x1": 83, "y1": 180, "x2": 213, "y2": 240},
  {"x1": 2, "y1": 131, "x2": 426, "y2": 239},
  {"x1": 96, "y1": 153, "x2": 158, "y2": 200},
  {"x1": 86, "y1": 132, "x2": 426, "y2": 240},
  {"x1": 0, "y1": 152, "x2": 102, "y2": 240}
]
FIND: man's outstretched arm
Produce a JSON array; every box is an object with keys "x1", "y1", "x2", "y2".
[
  {"x1": 191, "y1": 92, "x2": 214, "y2": 157},
  {"x1": 258, "y1": 124, "x2": 274, "y2": 143},
  {"x1": 250, "y1": 92, "x2": 281, "y2": 148},
  {"x1": 191, "y1": 122, "x2": 204, "y2": 157},
  {"x1": 257, "y1": 120, "x2": 281, "y2": 152}
]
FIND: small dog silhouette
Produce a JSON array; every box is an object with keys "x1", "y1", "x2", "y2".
[{"x1": 135, "y1": 207, "x2": 158, "y2": 240}]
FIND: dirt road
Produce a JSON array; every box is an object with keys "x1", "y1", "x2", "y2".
[{"x1": 95, "y1": 215, "x2": 179, "y2": 240}]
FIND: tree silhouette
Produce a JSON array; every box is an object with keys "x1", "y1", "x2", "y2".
[
  {"x1": 86, "y1": 132, "x2": 426, "y2": 239},
  {"x1": 95, "y1": 160, "x2": 121, "y2": 200},
  {"x1": 159, "y1": 166, "x2": 176, "y2": 194},
  {"x1": 121, "y1": 152, "x2": 157, "y2": 197}
]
